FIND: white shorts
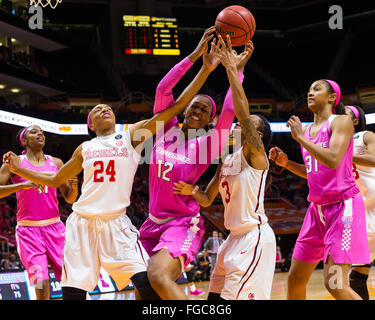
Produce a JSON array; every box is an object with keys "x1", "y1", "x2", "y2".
[
  {"x1": 365, "y1": 208, "x2": 375, "y2": 262},
  {"x1": 209, "y1": 223, "x2": 276, "y2": 300},
  {"x1": 61, "y1": 212, "x2": 149, "y2": 292}
]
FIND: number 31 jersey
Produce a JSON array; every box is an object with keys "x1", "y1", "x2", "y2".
[
  {"x1": 72, "y1": 131, "x2": 140, "y2": 217},
  {"x1": 301, "y1": 114, "x2": 358, "y2": 205}
]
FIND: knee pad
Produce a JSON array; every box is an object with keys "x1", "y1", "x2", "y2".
[
  {"x1": 207, "y1": 292, "x2": 225, "y2": 300},
  {"x1": 62, "y1": 286, "x2": 87, "y2": 300},
  {"x1": 131, "y1": 271, "x2": 161, "y2": 300},
  {"x1": 349, "y1": 270, "x2": 369, "y2": 300}
]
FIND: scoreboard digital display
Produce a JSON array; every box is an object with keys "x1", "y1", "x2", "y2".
[{"x1": 123, "y1": 15, "x2": 180, "y2": 56}]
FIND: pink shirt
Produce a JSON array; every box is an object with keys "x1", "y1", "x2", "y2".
[
  {"x1": 148, "y1": 57, "x2": 242, "y2": 219},
  {"x1": 302, "y1": 115, "x2": 359, "y2": 205},
  {"x1": 11, "y1": 155, "x2": 60, "y2": 221}
]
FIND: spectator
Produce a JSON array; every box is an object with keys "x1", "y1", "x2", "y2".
[
  {"x1": 9, "y1": 253, "x2": 21, "y2": 270},
  {"x1": 275, "y1": 246, "x2": 286, "y2": 272},
  {"x1": 203, "y1": 230, "x2": 223, "y2": 276},
  {"x1": 0, "y1": 251, "x2": 10, "y2": 271}
]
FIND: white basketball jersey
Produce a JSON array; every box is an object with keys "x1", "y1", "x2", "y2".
[
  {"x1": 72, "y1": 131, "x2": 140, "y2": 217},
  {"x1": 218, "y1": 147, "x2": 269, "y2": 234},
  {"x1": 353, "y1": 131, "x2": 375, "y2": 190},
  {"x1": 353, "y1": 131, "x2": 375, "y2": 233}
]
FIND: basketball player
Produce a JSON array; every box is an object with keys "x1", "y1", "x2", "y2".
[
  {"x1": 173, "y1": 36, "x2": 276, "y2": 300},
  {"x1": 345, "y1": 105, "x2": 375, "y2": 299},
  {"x1": 0, "y1": 125, "x2": 78, "y2": 300},
  {"x1": 269, "y1": 80, "x2": 370, "y2": 300},
  {"x1": 2, "y1": 38, "x2": 219, "y2": 300},
  {"x1": 139, "y1": 29, "x2": 253, "y2": 300}
]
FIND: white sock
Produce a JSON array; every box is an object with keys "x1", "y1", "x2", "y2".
[{"x1": 190, "y1": 284, "x2": 196, "y2": 291}]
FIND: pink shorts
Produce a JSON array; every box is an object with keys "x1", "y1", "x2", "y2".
[
  {"x1": 293, "y1": 193, "x2": 370, "y2": 265},
  {"x1": 139, "y1": 213, "x2": 205, "y2": 269},
  {"x1": 16, "y1": 221, "x2": 65, "y2": 285}
]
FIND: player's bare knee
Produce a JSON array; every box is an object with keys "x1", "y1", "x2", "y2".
[
  {"x1": 324, "y1": 271, "x2": 348, "y2": 296},
  {"x1": 287, "y1": 269, "x2": 307, "y2": 287},
  {"x1": 147, "y1": 266, "x2": 168, "y2": 287}
]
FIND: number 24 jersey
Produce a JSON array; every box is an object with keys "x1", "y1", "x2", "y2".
[{"x1": 72, "y1": 131, "x2": 140, "y2": 217}]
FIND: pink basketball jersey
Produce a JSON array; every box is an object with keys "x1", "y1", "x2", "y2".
[
  {"x1": 301, "y1": 115, "x2": 359, "y2": 205},
  {"x1": 148, "y1": 57, "x2": 242, "y2": 220},
  {"x1": 12, "y1": 155, "x2": 60, "y2": 221}
]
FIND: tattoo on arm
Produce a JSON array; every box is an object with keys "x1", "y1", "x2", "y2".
[{"x1": 239, "y1": 118, "x2": 263, "y2": 152}]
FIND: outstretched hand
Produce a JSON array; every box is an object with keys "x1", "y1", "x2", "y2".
[
  {"x1": 237, "y1": 40, "x2": 254, "y2": 73},
  {"x1": 189, "y1": 26, "x2": 216, "y2": 63},
  {"x1": 173, "y1": 181, "x2": 195, "y2": 195},
  {"x1": 211, "y1": 35, "x2": 254, "y2": 73},
  {"x1": 202, "y1": 37, "x2": 222, "y2": 72}
]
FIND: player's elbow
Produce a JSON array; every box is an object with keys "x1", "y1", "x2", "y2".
[
  {"x1": 199, "y1": 196, "x2": 214, "y2": 207},
  {"x1": 200, "y1": 201, "x2": 211, "y2": 208},
  {"x1": 326, "y1": 157, "x2": 341, "y2": 169},
  {"x1": 50, "y1": 177, "x2": 64, "y2": 188}
]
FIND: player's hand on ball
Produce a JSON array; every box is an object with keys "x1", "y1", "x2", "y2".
[
  {"x1": 203, "y1": 37, "x2": 221, "y2": 72},
  {"x1": 236, "y1": 40, "x2": 254, "y2": 73},
  {"x1": 173, "y1": 181, "x2": 195, "y2": 195},
  {"x1": 269, "y1": 146, "x2": 289, "y2": 168},
  {"x1": 211, "y1": 34, "x2": 235, "y2": 69},
  {"x1": 190, "y1": 26, "x2": 216, "y2": 62}
]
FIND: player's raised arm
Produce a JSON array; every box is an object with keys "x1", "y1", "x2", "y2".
[
  {"x1": 130, "y1": 41, "x2": 221, "y2": 148},
  {"x1": 154, "y1": 26, "x2": 216, "y2": 115},
  {"x1": 3, "y1": 145, "x2": 84, "y2": 188},
  {"x1": 212, "y1": 35, "x2": 267, "y2": 169}
]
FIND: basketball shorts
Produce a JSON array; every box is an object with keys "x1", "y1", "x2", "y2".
[
  {"x1": 209, "y1": 223, "x2": 276, "y2": 300},
  {"x1": 293, "y1": 193, "x2": 370, "y2": 265},
  {"x1": 364, "y1": 207, "x2": 375, "y2": 262},
  {"x1": 16, "y1": 220, "x2": 65, "y2": 286},
  {"x1": 139, "y1": 213, "x2": 205, "y2": 271},
  {"x1": 61, "y1": 212, "x2": 149, "y2": 292}
]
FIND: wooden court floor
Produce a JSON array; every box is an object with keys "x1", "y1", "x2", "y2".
[{"x1": 89, "y1": 267, "x2": 375, "y2": 300}]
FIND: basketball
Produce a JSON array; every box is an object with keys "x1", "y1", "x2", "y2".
[{"x1": 215, "y1": 5, "x2": 256, "y2": 47}]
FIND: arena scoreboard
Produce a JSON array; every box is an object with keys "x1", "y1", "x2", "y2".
[{"x1": 123, "y1": 15, "x2": 180, "y2": 56}]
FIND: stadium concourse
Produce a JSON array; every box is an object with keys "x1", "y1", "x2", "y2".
[{"x1": 0, "y1": 0, "x2": 375, "y2": 301}]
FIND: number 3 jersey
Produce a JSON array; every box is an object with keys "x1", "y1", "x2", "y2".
[
  {"x1": 218, "y1": 147, "x2": 269, "y2": 234},
  {"x1": 302, "y1": 114, "x2": 358, "y2": 205},
  {"x1": 72, "y1": 131, "x2": 140, "y2": 217}
]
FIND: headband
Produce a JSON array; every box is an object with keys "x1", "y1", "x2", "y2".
[
  {"x1": 321, "y1": 79, "x2": 341, "y2": 112},
  {"x1": 19, "y1": 128, "x2": 27, "y2": 147},
  {"x1": 19, "y1": 126, "x2": 31, "y2": 155},
  {"x1": 346, "y1": 105, "x2": 359, "y2": 120},
  {"x1": 87, "y1": 111, "x2": 92, "y2": 130},
  {"x1": 194, "y1": 94, "x2": 217, "y2": 119}
]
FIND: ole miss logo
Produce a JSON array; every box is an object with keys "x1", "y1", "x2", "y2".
[{"x1": 248, "y1": 292, "x2": 255, "y2": 300}]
